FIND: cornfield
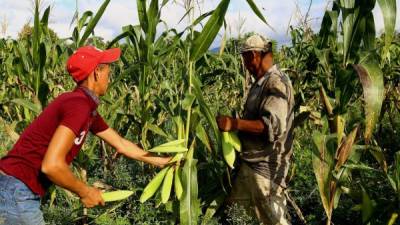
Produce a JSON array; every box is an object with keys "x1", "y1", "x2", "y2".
[{"x1": 0, "y1": 0, "x2": 399, "y2": 224}]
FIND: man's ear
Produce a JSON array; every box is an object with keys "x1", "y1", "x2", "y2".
[
  {"x1": 93, "y1": 71, "x2": 98, "y2": 82},
  {"x1": 266, "y1": 42, "x2": 272, "y2": 52}
]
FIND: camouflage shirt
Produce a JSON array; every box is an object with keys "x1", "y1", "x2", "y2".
[{"x1": 238, "y1": 65, "x2": 294, "y2": 187}]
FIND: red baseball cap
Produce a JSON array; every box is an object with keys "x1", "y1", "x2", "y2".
[{"x1": 67, "y1": 46, "x2": 121, "y2": 82}]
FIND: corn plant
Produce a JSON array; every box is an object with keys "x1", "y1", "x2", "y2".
[
  {"x1": 69, "y1": 0, "x2": 111, "y2": 49},
  {"x1": 106, "y1": 1, "x2": 271, "y2": 224},
  {"x1": 307, "y1": 0, "x2": 397, "y2": 224}
]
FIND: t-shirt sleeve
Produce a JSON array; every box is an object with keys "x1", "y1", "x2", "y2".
[
  {"x1": 59, "y1": 97, "x2": 91, "y2": 137},
  {"x1": 90, "y1": 113, "x2": 109, "y2": 134},
  {"x1": 259, "y1": 74, "x2": 290, "y2": 143}
]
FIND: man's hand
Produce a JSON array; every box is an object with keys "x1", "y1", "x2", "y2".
[
  {"x1": 216, "y1": 116, "x2": 238, "y2": 132},
  {"x1": 79, "y1": 186, "x2": 105, "y2": 208},
  {"x1": 96, "y1": 128, "x2": 180, "y2": 168},
  {"x1": 160, "y1": 156, "x2": 174, "y2": 168}
]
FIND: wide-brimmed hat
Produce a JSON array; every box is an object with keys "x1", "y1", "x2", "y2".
[{"x1": 240, "y1": 34, "x2": 272, "y2": 53}]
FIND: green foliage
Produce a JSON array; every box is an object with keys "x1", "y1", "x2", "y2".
[{"x1": 224, "y1": 203, "x2": 259, "y2": 225}]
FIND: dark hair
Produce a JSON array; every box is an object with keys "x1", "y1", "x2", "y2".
[{"x1": 96, "y1": 64, "x2": 108, "y2": 70}]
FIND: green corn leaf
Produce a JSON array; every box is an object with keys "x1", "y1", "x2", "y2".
[
  {"x1": 107, "y1": 30, "x2": 130, "y2": 49},
  {"x1": 145, "y1": 122, "x2": 170, "y2": 139},
  {"x1": 201, "y1": 195, "x2": 226, "y2": 225},
  {"x1": 192, "y1": 75, "x2": 221, "y2": 151},
  {"x1": 38, "y1": 81, "x2": 50, "y2": 107},
  {"x1": 137, "y1": 0, "x2": 148, "y2": 33},
  {"x1": 191, "y1": 10, "x2": 214, "y2": 27},
  {"x1": 245, "y1": 0, "x2": 274, "y2": 31},
  {"x1": 11, "y1": 98, "x2": 41, "y2": 114},
  {"x1": 377, "y1": 0, "x2": 397, "y2": 58},
  {"x1": 362, "y1": 12, "x2": 376, "y2": 51},
  {"x1": 78, "y1": 0, "x2": 111, "y2": 47},
  {"x1": 36, "y1": 42, "x2": 47, "y2": 100},
  {"x1": 312, "y1": 132, "x2": 336, "y2": 221},
  {"x1": 395, "y1": 151, "x2": 400, "y2": 193},
  {"x1": 146, "y1": 0, "x2": 159, "y2": 43},
  {"x1": 173, "y1": 116, "x2": 185, "y2": 140},
  {"x1": 343, "y1": 162, "x2": 376, "y2": 171},
  {"x1": 368, "y1": 146, "x2": 388, "y2": 173},
  {"x1": 340, "y1": 0, "x2": 358, "y2": 65},
  {"x1": 353, "y1": 53, "x2": 385, "y2": 142},
  {"x1": 41, "y1": 6, "x2": 51, "y2": 27},
  {"x1": 182, "y1": 92, "x2": 196, "y2": 110},
  {"x1": 178, "y1": 7, "x2": 193, "y2": 25},
  {"x1": 16, "y1": 42, "x2": 31, "y2": 73},
  {"x1": 32, "y1": 0, "x2": 40, "y2": 64},
  {"x1": 361, "y1": 187, "x2": 374, "y2": 223},
  {"x1": 189, "y1": 0, "x2": 230, "y2": 61},
  {"x1": 78, "y1": 11, "x2": 94, "y2": 31},
  {"x1": 180, "y1": 144, "x2": 200, "y2": 225},
  {"x1": 195, "y1": 123, "x2": 212, "y2": 152},
  {"x1": 102, "y1": 190, "x2": 134, "y2": 202}
]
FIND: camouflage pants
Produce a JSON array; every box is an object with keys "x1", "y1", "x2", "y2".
[{"x1": 227, "y1": 163, "x2": 291, "y2": 225}]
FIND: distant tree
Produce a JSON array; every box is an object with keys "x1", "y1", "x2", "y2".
[{"x1": 18, "y1": 23, "x2": 59, "y2": 42}]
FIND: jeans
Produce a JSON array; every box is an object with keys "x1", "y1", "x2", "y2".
[{"x1": 0, "y1": 173, "x2": 45, "y2": 225}]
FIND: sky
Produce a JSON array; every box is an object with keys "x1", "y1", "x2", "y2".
[{"x1": 0, "y1": 0, "x2": 399, "y2": 47}]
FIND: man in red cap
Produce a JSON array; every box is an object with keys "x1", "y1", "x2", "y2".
[{"x1": 0, "y1": 46, "x2": 172, "y2": 225}]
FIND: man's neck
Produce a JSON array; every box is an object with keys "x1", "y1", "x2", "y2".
[
  {"x1": 256, "y1": 62, "x2": 273, "y2": 80},
  {"x1": 78, "y1": 82, "x2": 99, "y2": 97},
  {"x1": 77, "y1": 85, "x2": 101, "y2": 105}
]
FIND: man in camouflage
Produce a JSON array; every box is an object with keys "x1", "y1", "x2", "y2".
[{"x1": 217, "y1": 34, "x2": 294, "y2": 225}]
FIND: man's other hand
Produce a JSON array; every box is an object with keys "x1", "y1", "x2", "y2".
[
  {"x1": 79, "y1": 186, "x2": 105, "y2": 208},
  {"x1": 216, "y1": 116, "x2": 237, "y2": 132}
]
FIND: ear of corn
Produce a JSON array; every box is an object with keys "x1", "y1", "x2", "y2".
[
  {"x1": 227, "y1": 132, "x2": 241, "y2": 152},
  {"x1": 174, "y1": 166, "x2": 183, "y2": 200},
  {"x1": 148, "y1": 139, "x2": 188, "y2": 153},
  {"x1": 173, "y1": 116, "x2": 185, "y2": 140},
  {"x1": 140, "y1": 166, "x2": 170, "y2": 203},
  {"x1": 222, "y1": 132, "x2": 235, "y2": 168},
  {"x1": 169, "y1": 153, "x2": 184, "y2": 164},
  {"x1": 158, "y1": 139, "x2": 185, "y2": 147},
  {"x1": 148, "y1": 146, "x2": 188, "y2": 153},
  {"x1": 101, "y1": 190, "x2": 134, "y2": 202},
  {"x1": 161, "y1": 166, "x2": 174, "y2": 203}
]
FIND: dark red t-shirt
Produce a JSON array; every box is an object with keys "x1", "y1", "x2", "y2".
[{"x1": 0, "y1": 87, "x2": 109, "y2": 196}]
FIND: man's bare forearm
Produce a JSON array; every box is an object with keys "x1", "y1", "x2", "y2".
[
  {"x1": 236, "y1": 118, "x2": 265, "y2": 134},
  {"x1": 42, "y1": 163, "x2": 89, "y2": 197},
  {"x1": 118, "y1": 138, "x2": 170, "y2": 168}
]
